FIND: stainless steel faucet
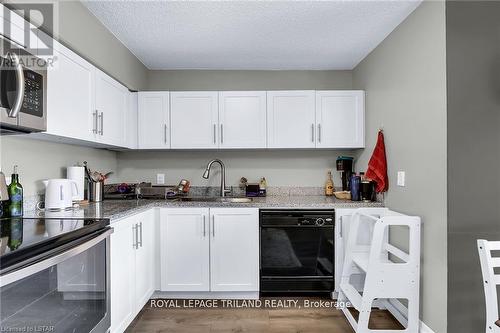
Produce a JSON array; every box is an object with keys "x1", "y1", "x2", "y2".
[{"x1": 202, "y1": 159, "x2": 231, "y2": 197}]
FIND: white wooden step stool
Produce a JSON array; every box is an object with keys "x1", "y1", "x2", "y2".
[
  {"x1": 477, "y1": 239, "x2": 500, "y2": 333},
  {"x1": 337, "y1": 208, "x2": 421, "y2": 333}
]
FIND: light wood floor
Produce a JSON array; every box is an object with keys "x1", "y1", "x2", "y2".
[{"x1": 126, "y1": 298, "x2": 404, "y2": 333}]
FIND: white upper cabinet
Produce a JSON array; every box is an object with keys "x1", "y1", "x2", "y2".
[
  {"x1": 170, "y1": 92, "x2": 218, "y2": 149},
  {"x1": 137, "y1": 92, "x2": 170, "y2": 149},
  {"x1": 45, "y1": 37, "x2": 130, "y2": 148},
  {"x1": 218, "y1": 91, "x2": 267, "y2": 149},
  {"x1": 315, "y1": 91, "x2": 365, "y2": 148},
  {"x1": 125, "y1": 92, "x2": 138, "y2": 149},
  {"x1": 267, "y1": 91, "x2": 316, "y2": 148},
  {"x1": 0, "y1": 5, "x2": 34, "y2": 51},
  {"x1": 94, "y1": 71, "x2": 128, "y2": 147},
  {"x1": 46, "y1": 41, "x2": 96, "y2": 142}
]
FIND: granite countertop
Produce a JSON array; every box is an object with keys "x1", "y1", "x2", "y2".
[{"x1": 23, "y1": 196, "x2": 384, "y2": 222}]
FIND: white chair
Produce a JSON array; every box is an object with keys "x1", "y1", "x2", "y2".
[{"x1": 477, "y1": 239, "x2": 500, "y2": 333}]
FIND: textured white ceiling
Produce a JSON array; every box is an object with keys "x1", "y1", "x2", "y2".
[{"x1": 83, "y1": 0, "x2": 422, "y2": 70}]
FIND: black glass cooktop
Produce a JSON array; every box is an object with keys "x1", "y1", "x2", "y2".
[{"x1": 0, "y1": 217, "x2": 110, "y2": 272}]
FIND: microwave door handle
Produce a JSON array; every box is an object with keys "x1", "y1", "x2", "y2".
[{"x1": 7, "y1": 53, "x2": 25, "y2": 118}]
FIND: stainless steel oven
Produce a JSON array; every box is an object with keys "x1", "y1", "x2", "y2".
[
  {"x1": 0, "y1": 218, "x2": 112, "y2": 333},
  {"x1": 0, "y1": 36, "x2": 47, "y2": 134},
  {"x1": 260, "y1": 210, "x2": 335, "y2": 294}
]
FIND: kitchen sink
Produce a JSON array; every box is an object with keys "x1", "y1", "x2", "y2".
[{"x1": 177, "y1": 197, "x2": 253, "y2": 203}]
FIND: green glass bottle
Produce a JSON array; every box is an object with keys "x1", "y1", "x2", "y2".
[
  {"x1": 7, "y1": 218, "x2": 23, "y2": 251},
  {"x1": 8, "y1": 165, "x2": 23, "y2": 217}
]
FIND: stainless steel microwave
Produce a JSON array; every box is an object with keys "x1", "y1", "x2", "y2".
[{"x1": 0, "y1": 37, "x2": 47, "y2": 134}]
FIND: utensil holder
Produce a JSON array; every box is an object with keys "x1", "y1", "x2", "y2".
[{"x1": 89, "y1": 181, "x2": 104, "y2": 202}]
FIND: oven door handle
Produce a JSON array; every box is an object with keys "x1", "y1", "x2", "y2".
[
  {"x1": 0, "y1": 228, "x2": 113, "y2": 287},
  {"x1": 6, "y1": 52, "x2": 25, "y2": 118}
]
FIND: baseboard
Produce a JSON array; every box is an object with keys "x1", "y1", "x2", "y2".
[
  {"x1": 419, "y1": 320, "x2": 436, "y2": 333},
  {"x1": 384, "y1": 299, "x2": 435, "y2": 333},
  {"x1": 152, "y1": 291, "x2": 260, "y2": 299}
]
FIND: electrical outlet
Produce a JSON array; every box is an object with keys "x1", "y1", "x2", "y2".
[
  {"x1": 156, "y1": 173, "x2": 165, "y2": 185},
  {"x1": 397, "y1": 171, "x2": 405, "y2": 187}
]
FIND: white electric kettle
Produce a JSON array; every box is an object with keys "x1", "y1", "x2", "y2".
[{"x1": 42, "y1": 179, "x2": 79, "y2": 211}]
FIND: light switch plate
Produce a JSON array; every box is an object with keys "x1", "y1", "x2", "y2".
[
  {"x1": 397, "y1": 171, "x2": 405, "y2": 187},
  {"x1": 156, "y1": 173, "x2": 165, "y2": 185}
]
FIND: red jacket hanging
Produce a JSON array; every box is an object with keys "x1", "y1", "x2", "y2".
[{"x1": 365, "y1": 131, "x2": 388, "y2": 193}]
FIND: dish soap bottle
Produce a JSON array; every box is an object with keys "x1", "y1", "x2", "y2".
[
  {"x1": 259, "y1": 177, "x2": 267, "y2": 197},
  {"x1": 325, "y1": 171, "x2": 334, "y2": 196},
  {"x1": 8, "y1": 165, "x2": 23, "y2": 217}
]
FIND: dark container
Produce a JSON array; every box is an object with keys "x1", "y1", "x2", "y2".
[
  {"x1": 350, "y1": 174, "x2": 361, "y2": 201},
  {"x1": 360, "y1": 181, "x2": 376, "y2": 202}
]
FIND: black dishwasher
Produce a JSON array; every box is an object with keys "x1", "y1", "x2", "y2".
[{"x1": 260, "y1": 210, "x2": 335, "y2": 294}]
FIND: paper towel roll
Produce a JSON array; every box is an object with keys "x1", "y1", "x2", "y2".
[{"x1": 67, "y1": 166, "x2": 85, "y2": 201}]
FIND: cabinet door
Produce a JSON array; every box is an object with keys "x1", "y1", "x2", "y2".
[
  {"x1": 46, "y1": 41, "x2": 96, "y2": 141},
  {"x1": 170, "y1": 92, "x2": 218, "y2": 149},
  {"x1": 267, "y1": 91, "x2": 316, "y2": 148},
  {"x1": 160, "y1": 208, "x2": 210, "y2": 291},
  {"x1": 110, "y1": 216, "x2": 136, "y2": 333},
  {"x1": 315, "y1": 91, "x2": 365, "y2": 148},
  {"x1": 134, "y1": 210, "x2": 156, "y2": 310},
  {"x1": 125, "y1": 92, "x2": 138, "y2": 149},
  {"x1": 0, "y1": 7, "x2": 29, "y2": 50},
  {"x1": 218, "y1": 91, "x2": 267, "y2": 148},
  {"x1": 138, "y1": 92, "x2": 170, "y2": 149},
  {"x1": 209, "y1": 208, "x2": 259, "y2": 292},
  {"x1": 95, "y1": 71, "x2": 128, "y2": 147}
]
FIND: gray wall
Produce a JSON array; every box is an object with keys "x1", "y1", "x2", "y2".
[
  {"x1": 117, "y1": 150, "x2": 355, "y2": 188},
  {"x1": 446, "y1": 2, "x2": 500, "y2": 332},
  {"x1": 53, "y1": 1, "x2": 148, "y2": 90},
  {"x1": 0, "y1": 136, "x2": 117, "y2": 196},
  {"x1": 147, "y1": 70, "x2": 352, "y2": 91},
  {"x1": 352, "y1": 2, "x2": 447, "y2": 332}
]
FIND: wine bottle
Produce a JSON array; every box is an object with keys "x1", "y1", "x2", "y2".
[{"x1": 8, "y1": 165, "x2": 23, "y2": 217}]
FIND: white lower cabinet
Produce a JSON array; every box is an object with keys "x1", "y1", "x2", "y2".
[
  {"x1": 160, "y1": 208, "x2": 210, "y2": 291},
  {"x1": 134, "y1": 209, "x2": 156, "y2": 306},
  {"x1": 160, "y1": 208, "x2": 259, "y2": 293},
  {"x1": 210, "y1": 208, "x2": 259, "y2": 291},
  {"x1": 110, "y1": 210, "x2": 156, "y2": 333}
]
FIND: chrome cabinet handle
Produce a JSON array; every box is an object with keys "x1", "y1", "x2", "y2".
[
  {"x1": 212, "y1": 215, "x2": 215, "y2": 238},
  {"x1": 7, "y1": 53, "x2": 24, "y2": 118},
  {"x1": 132, "y1": 223, "x2": 137, "y2": 249},
  {"x1": 339, "y1": 216, "x2": 343, "y2": 238},
  {"x1": 213, "y1": 124, "x2": 216, "y2": 144},
  {"x1": 99, "y1": 112, "x2": 104, "y2": 135},
  {"x1": 220, "y1": 124, "x2": 224, "y2": 144},
  {"x1": 311, "y1": 124, "x2": 314, "y2": 142},
  {"x1": 318, "y1": 124, "x2": 321, "y2": 143},
  {"x1": 138, "y1": 222, "x2": 143, "y2": 248},
  {"x1": 164, "y1": 124, "x2": 168, "y2": 144},
  {"x1": 203, "y1": 215, "x2": 206, "y2": 237},
  {"x1": 92, "y1": 111, "x2": 98, "y2": 134}
]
